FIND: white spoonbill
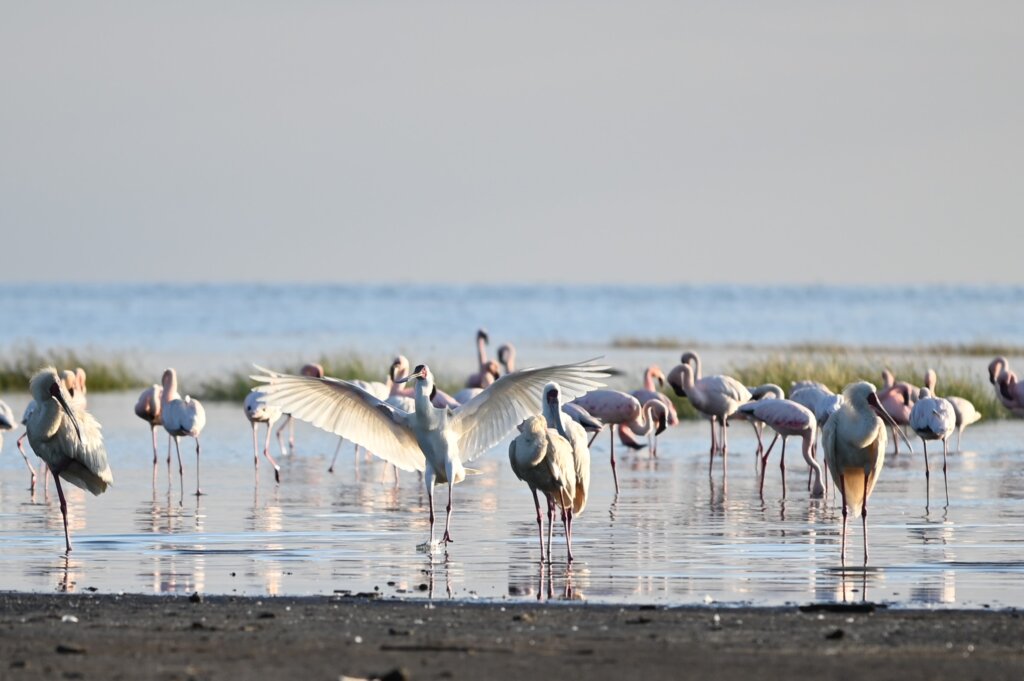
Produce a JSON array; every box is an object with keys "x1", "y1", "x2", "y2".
[
  {"x1": 737, "y1": 399, "x2": 823, "y2": 498},
  {"x1": 822, "y1": 381, "x2": 912, "y2": 565},
  {"x1": 668, "y1": 359, "x2": 751, "y2": 473},
  {"x1": 909, "y1": 385, "x2": 956, "y2": 506},
  {"x1": 922, "y1": 368, "x2": 981, "y2": 451},
  {"x1": 252, "y1": 359, "x2": 608, "y2": 548},
  {"x1": 541, "y1": 382, "x2": 590, "y2": 562},
  {"x1": 509, "y1": 416, "x2": 575, "y2": 564},
  {"x1": 160, "y1": 368, "x2": 207, "y2": 495},
  {"x1": 569, "y1": 390, "x2": 667, "y2": 493},
  {"x1": 244, "y1": 389, "x2": 283, "y2": 484},
  {"x1": 25, "y1": 367, "x2": 112, "y2": 552}
]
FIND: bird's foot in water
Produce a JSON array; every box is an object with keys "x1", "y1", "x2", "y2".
[
  {"x1": 442, "y1": 530, "x2": 454, "y2": 544},
  {"x1": 195, "y1": 489, "x2": 204, "y2": 497},
  {"x1": 416, "y1": 539, "x2": 442, "y2": 553},
  {"x1": 274, "y1": 467, "x2": 281, "y2": 484}
]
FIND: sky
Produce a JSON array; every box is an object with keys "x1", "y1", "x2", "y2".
[{"x1": 2, "y1": 2, "x2": 1022, "y2": 284}]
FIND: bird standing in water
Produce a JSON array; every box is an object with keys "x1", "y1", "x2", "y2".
[{"x1": 25, "y1": 367, "x2": 112, "y2": 552}]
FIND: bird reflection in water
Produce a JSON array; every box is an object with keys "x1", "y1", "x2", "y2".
[{"x1": 425, "y1": 552, "x2": 453, "y2": 599}]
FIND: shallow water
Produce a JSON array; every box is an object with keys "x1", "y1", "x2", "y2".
[{"x1": 2, "y1": 392, "x2": 1023, "y2": 608}]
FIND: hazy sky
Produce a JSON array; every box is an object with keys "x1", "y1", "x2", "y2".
[{"x1": 2, "y1": 2, "x2": 1022, "y2": 284}]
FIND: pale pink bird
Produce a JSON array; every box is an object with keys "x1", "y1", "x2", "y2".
[
  {"x1": 160, "y1": 368, "x2": 207, "y2": 495},
  {"x1": 570, "y1": 390, "x2": 667, "y2": 493},
  {"x1": 465, "y1": 329, "x2": 501, "y2": 389},
  {"x1": 736, "y1": 398, "x2": 823, "y2": 499},
  {"x1": 1, "y1": 399, "x2": 36, "y2": 488},
  {"x1": 497, "y1": 343, "x2": 517, "y2": 375},
  {"x1": 910, "y1": 385, "x2": 956, "y2": 507},
  {"x1": 244, "y1": 389, "x2": 283, "y2": 484},
  {"x1": 621, "y1": 366, "x2": 678, "y2": 456},
  {"x1": 876, "y1": 370, "x2": 915, "y2": 454},
  {"x1": 728, "y1": 383, "x2": 784, "y2": 459},
  {"x1": 668, "y1": 352, "x2": 751, "y2": 474},
  {"x1": 922, "y1": 368, "x2": 981, "y2": 451},
  {"x1": 988, "y1": 357, "x2": 1024, "y2": 416},
  {"x1": 134, "y1": 383, "x2": 169, "y2": 478}
]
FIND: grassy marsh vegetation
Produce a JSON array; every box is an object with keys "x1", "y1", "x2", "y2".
[{"x1": 0, "y1": 346, "x2": 144, "y2": 393}]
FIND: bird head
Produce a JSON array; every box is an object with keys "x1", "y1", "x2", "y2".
[
  {"x1": 30, "y1": 367, "x2": 82, "y2": 441},
  {"x1": 300, "y1": 363, "x2": 324, "y2": 379}
]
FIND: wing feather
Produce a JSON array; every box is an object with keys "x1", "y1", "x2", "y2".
[
  {"x1": 452, "y1": 360, "x2": 609, "y2": 463},
  {"x1": 251, "y1": 367, "x2": 425, "y2": 472}
]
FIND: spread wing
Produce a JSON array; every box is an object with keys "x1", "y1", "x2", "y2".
[
  {"x1": 451, "y1": 360, "x2": 609, "y2": 463},
  {"x1": 251, "y1": 366, "x2": 425, "y2": 472}
]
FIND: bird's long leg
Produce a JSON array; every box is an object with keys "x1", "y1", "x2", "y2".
[
  {"x1": 194, "y1": 436, "x2": 203, "y2": 496},
  {"x1": 545, "y1": 496, "x2": 555, "y2": 564},
  {"x1": 779, "y1": 436, "x2": 788, "y2": 499},
  {"x1": 274, "y1": 415, "x2": 290, "y2": 457},
  {"x1": 753, "y1": 422, "x2": 764, "y2": 472},
  {"x1": 587, "y1": 427, "x2": 602, "y2": 448},
  {"x1": 531, "y1": 487, "x2": 545, "y2": 563},
  {"x1": 941, "y1": 439, "x2": 949, "y2": 506},
  {"x1": 565, "y1": 507, "x2": 574, "y2": 564},
  {"x1": 441, "y1": 483, "x2": 454, "y2": 544},
  {"x1": 861, "y1": 490, "x2": 869, "y2": 566},
  {"x1": 758, "y1": 433, "x2": 779, "y2": 498},
  {"x1": 923, "y1": 439, "x2": 930, "y2": 509},
  {"x1": 327, "y1": 437, "x2": 345, "y2": 473},
  {"x1": 252, "y1": 422, "x2": 260, "y2": 471},
  {"x1": 892, "y1": 425, "x2": 900, "y2": 455},
  {"x1": 427, "y1": 477, "x2": 436, "y2": 546},
  {"x1": 151, "y1": 424, "x2": 159, "y2": 466},
  {"x1": 51, "y1": 465, "x2": 72, "y2": 553},
  {"x1": 262, "y1": 423, "x2": 282, "y2": 484},
  {"x1": 839, "y1": 473, "x2": 848, "y2": 566},
  {"x1": 173, "y1": 436, "x2": 184, "y2": 491},
  {"x1": 956, "y1": 426, "x2": 963, "y2": 452},
  {"x1": 708, "y1": 417, "x2": 717, "y2": 473},
  {"x1": 16, "y1": 431, "x2": 37, "y2": 488},
  {"x1": 721, "y1": 418, "x2": 730, "y2": 466},
  {"x1": 609, "y1": 428, "x2": 619, "y2": 494}
]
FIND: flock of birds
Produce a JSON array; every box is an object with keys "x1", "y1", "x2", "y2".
[{"x1": 0, "y1": 329, "x2": 1018, "y2": 568}]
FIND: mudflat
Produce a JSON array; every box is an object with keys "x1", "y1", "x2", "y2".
[{"x1": 1, "y1": 593, "x2": 1022, "y2": 680}]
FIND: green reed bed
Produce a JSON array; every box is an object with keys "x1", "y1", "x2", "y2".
[{"x1": 0, "y1": 346, "x2": 145, "y2": 393}]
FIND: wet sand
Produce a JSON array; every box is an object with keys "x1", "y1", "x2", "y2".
[{"x1": 2, "y1": 593, "x2": 1023, "y2": 680}]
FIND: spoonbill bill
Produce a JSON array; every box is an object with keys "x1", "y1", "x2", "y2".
[
  {"x1": 877, "y1": 370, "x2": 916, "y2": 453},
  {"x1": 252, "y1": 359, "x2": 607, "y2": 549},
  {"x1": 822, "y1": 381, "x2": 912, "y2": 565},
  {"x1": 25, "y1": 367, "x2": 112, "y2": 552},
  {"x1": 160, "y1": 368, "x2": 207, "y2": 495}
]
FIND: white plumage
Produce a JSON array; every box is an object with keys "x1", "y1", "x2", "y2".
[
  {"x1": 244, "y1": 388, "x2": 283, "y2": 484},
  {"x1": 160, "y1": 368, "x2": 207, "y2": 495},
  {"x1": 909, "y1": 386, "x2": 956, "y2": 506},
  {"x1": 25, "y1": 367, "x2": 112, "y2": 552},
  {"x1": 252, "y1": 359, "x2": 608, "y2": 547}
]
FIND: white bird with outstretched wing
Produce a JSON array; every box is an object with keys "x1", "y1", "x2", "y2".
[{"x1": 251, "y1": 359, "x2": 608, "y2": 548}]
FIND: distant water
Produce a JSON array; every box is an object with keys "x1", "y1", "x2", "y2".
[{"x1": 1, "y1": 284, "x2": 1021, "y2": 364}]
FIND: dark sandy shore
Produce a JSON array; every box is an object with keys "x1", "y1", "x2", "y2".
[{"x1": 1, "y1": 593, "x2": 1022, "y2": 680}]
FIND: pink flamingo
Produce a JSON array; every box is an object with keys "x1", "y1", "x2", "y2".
[
  {"x1": 1, "y1": 399, "x2": 36, "y2": 487},
  {"x1": 570, "y1": 390, "x2": 667, "y2": 493},
  {"x1": 923, "y1": 368, "x2": 981, "y2": 451},
  {"x1": 620, "y1": 365, "x2": 678, "y2": 454},
  {"x1": 134, "y1": 384, "x2": 171, "y2": 480},
  {"x1": 737, "y1": 398, "x2": 823, "y2": 499},
  {"x1": 160, "y1": 368, "x2": 207, "y2": 495},
  {"x1": 877, "y1": 370, "x2": 915, "y2": 454},
  {"x1": 466, "y1": 329, "x2": 501, "y2": 388},
  {"x1": 497, "y1": 343, "x2": 517, "y2": 375},
  {"x1": 988, "y1": 357, "x2": 1024, "y2": 416},
  {"x1": 909, "y1": 384, "x2": 956, "y2": 507},
  {"x1": 667, "y1": 351, "x2": 751, "y2": 474},
  {"x1": 243, "y1": 389, "x2": 283, "y2": 484}
]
